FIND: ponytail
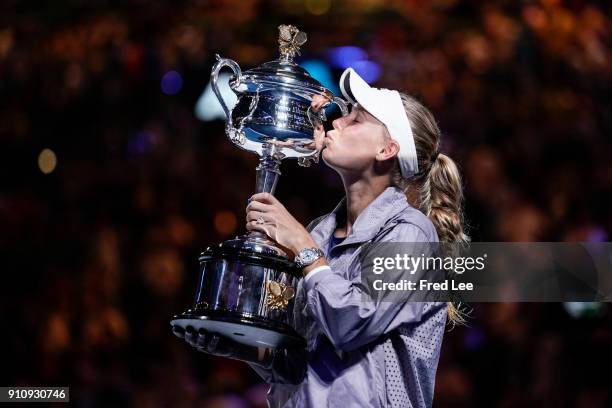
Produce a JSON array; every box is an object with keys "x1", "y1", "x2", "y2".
[
  {"x1": 420, "y1": 153, "x2": 469, "y2": 326},
  {"x1": 391, "y1": 93, "x2": 470, "y2": 326},
  {"x1": 420, "y1": 153, "x2": 469, "y2": 245}
]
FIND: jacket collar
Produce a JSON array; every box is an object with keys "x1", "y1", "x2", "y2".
[{"x1": 310, "y1": 186, "x2": 411, "y2": 251}]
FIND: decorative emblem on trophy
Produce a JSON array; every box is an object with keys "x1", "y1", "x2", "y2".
[{"x1": 170, "y1": 25, "x2": 348, "y2": 348}]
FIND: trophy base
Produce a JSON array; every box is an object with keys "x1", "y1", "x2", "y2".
[
  {"x1": 171, "y1": 310, "x2": 305, "y2": 349},
  {"x1": 170, "y1": 234, "x2": 305, "y2": 350}
]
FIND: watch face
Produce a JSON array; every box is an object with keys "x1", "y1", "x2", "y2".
[
  {"x1": 298, "y1": 248, "x2": 319, "y2": 266},
  {"x1": 302, "y1": 248, "x2": 316, "y2": 262}
]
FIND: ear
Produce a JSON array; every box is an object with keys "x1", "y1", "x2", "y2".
[{"x1": 376, "y1": 139, "x2": 400, "y2": 162}]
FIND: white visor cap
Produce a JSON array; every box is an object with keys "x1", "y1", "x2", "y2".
[{"x1": 339, "y1": 67, "x2": 418, "y2": 177}]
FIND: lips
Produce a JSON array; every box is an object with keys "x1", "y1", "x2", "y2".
[{"x1": 322, "y1": 135, "x2": 331, "y2": 149}]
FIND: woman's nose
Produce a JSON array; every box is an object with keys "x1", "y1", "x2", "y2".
[{"x1": 332, "y1": 117, "x2": 345, "y2": 131}]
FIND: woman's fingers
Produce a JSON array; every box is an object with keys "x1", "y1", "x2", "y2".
[
  {"x1": 246, "y1": 200, "x2": 272, "y2": 214},
  {"x1": 184, "y1": 326, "x2": 197, "y2": 346},
  {"x1": 246, "y1": 199, "x2": 275, "y2": 231},
  {"x1": 246, "y1": 210, "x2": 267, "y2": 223},
  {"x1": 205, "y1": 334, "x2": 221, "y2": 353},
  {"x1": 195, "y1": 329, "x2": 209, "y2": 348},
  {"x1": 182, "y1": 327, "x2": 215, "y2": 350},
  {"x1": 246, "y1": 219, "x2": 267, "y2": 231},
  {"x1": 172, "y1": 325, "x2": 185, "y2": 338},
  {"x1": 314, "y1": 125, "x2": 325, "y2": 151},
  {"x1": 177, "y1": 326, "x2": 245, "y2": 359},
  {"x1": 250, "y1": 192, "x2": 279, "y2": 205},
  {"x1": 246, "y1": 220, "x2": 271, "y2": 237},
  {"x1": 311, "y1": 94, "x2": 328, "y2": 111}
]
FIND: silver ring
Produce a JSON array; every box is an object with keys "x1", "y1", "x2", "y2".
[{"x1": 256, "y1": 216, "x2": 266, "y2": 225}]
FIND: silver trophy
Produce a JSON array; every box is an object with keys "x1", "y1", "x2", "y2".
[{"x1": 171, "y1": 25, "x2": 348, "y2": 348}]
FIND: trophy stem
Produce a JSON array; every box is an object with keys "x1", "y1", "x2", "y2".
[
  {"x1": 248, "y1": 143, "x2": 284, "y2": 243},
  {"x1": 255, "y1": 143, "x2": 283, "y2": 195}
]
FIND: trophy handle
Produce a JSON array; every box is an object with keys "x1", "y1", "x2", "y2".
[{"x1": 211, "y1": 54, "x2": 242, "y2": 130}]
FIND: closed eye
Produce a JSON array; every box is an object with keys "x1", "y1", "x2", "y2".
[{"x1": 354, "y1": 111, "x2": 365, "y2": 123}]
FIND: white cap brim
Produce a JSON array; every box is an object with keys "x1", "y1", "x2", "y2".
[{"x1": 339, "y1": 68, "x2": 418, "y2": 177}]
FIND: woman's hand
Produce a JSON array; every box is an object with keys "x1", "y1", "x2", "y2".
[
  {"x1": 311, "y1": 94, "x2": 328, "y2": 152},
  {"x1": 246, "y1": 192, "x2": 317, "y2": 256},
  {"x1": 172, "y1": 325, "x2": 272, "y2": 367}
]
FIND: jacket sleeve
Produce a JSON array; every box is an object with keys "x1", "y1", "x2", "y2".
[
  {"x1": 303, "y1": 222, "x2": 439, "y2": 351},
  {"x1": 247, "y1": 347, "x2": 308, "y2": 385}
]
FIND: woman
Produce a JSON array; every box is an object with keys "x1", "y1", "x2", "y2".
[{"x1": 175, "y1": 67, "x2": 468, "y2": 407}]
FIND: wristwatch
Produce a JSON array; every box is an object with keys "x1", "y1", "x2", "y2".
[{"x1": 294, "y1": 247, "x2": 324, "y2": 269}]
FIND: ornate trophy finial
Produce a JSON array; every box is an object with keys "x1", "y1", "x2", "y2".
[{"x1": 278, "y1": 24, "x2": 307, "y2": 61}]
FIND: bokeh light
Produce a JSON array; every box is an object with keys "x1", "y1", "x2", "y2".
[
  {"x1": 195, "y1": 72, "x2": 238, "y2": 121},
  {"x1": 305, "y1": 0, "x2": 331, "y2": 15},
  {"x1": 160, "y1": 70, "x2": 183, "y2": 95},
  {"x1": 127, "y1": 131, "x2": 159, "y2": 156},
  {"x1": 327, "y1": 46, "x2": 368, "y2": 69},
  {"x1": 214, "y1": 210, "x2": 238, "y2": 236},
  {"x1": 352, "y1": 60, "x2": 381, "y2": 83},
  {"x1": 300, "y1": 59, "x2": 339, "y2": 96},
  {"x1": 38, "y1": 148, "x2": 57, "y2": 174}
]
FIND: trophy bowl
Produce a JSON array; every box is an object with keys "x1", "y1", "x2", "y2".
[
  {"x1": 208, "y1": 24, "x2": 348, "y2": 162},
  {"x1": 171, "y1": 25, "x2": 347, "y2": 349}
]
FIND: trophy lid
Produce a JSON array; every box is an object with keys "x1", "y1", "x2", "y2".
[{"x1": 231, "y1": 25, "x2": 329, "y2": 96}]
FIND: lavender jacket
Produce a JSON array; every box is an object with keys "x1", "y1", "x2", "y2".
[{"x1": 249, "y1": 186, "x2": 447, "y2": 408}]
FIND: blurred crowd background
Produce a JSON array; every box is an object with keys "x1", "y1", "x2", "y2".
[{"x1": 2, "y1": 0, "x2": 612, "y2": 406}]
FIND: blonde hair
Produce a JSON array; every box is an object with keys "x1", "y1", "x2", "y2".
[{"x1": 389, "y1": 93, "x2": 470, "y2": 326}]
